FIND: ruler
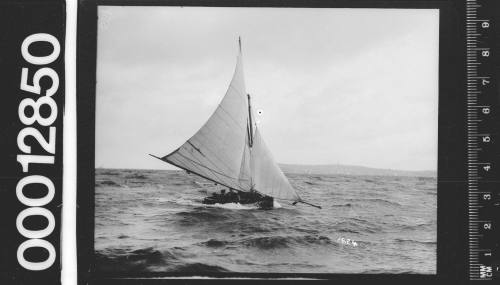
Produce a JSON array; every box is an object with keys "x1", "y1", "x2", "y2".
[{"x1": 466, "y1": 0, "x2": 500, "y2": 281}]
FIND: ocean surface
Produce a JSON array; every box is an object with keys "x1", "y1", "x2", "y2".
[{"x1": 95, "y1": 168, "x2": 436, "y2": 275}]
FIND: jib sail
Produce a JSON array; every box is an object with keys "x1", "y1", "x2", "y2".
[{"x1": 250, "y1": 128, "x2": 301, "y2": 201}]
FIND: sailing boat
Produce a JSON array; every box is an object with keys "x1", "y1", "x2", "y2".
[{"x1": 150, "y1": 38, "x2": 321, "y2": 209}]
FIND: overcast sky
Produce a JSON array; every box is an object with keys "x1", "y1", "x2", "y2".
[{"x1": 95, "y1": 6, "x2": 439, "y2": 171}]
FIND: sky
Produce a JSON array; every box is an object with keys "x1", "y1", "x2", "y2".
[{"x1": 95, "y1": 6, "x2": 439, "y2": 171}]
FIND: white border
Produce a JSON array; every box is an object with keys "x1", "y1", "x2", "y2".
[{"x1": 62, "y1": 0, "x2": 77, "y2": 284}]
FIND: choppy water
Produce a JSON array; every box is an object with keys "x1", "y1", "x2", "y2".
[{"x1": 95, "y1": 168, "x2": 436, "y2": 274}]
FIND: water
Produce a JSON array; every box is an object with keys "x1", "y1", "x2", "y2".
[{"x1": 95, "y1": 168, "x2": 436, "y2": 274}]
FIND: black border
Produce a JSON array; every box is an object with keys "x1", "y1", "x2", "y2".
[
  {"x1": 0, "y1": 1, "x2": 66, "y2": 284},
  {"x1": 78, "y1": 0, "x2": 467, "y2": 284}
]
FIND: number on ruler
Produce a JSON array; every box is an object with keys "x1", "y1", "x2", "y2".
[
  {"x1": 482, "y1": 193, "x2": 492, "y2": 200},
  {"x1": 483, "y1": 222, "x2": 492, "y2": 230}
]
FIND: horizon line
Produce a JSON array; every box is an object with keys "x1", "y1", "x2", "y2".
[{"x1": 94, "y1": 162, "x2": 437, "y2": 173}]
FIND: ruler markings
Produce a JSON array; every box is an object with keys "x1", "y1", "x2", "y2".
[{"x1": 467, "y1": 0, "x2": 497, "y2": 281}]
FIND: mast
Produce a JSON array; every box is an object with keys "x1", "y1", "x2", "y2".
[
  {"x1": 247, "y1": 94, "x2": 254, "y2": 147},
  {"x1": 240, "y1": 36, "x2": 255, "y2": 190}
]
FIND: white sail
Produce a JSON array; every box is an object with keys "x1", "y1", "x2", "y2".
[
  {"x1": 152, "y1": 39, "x2": 318, "y2": 207},
  {"x1": 159, "y1": 45, "x2": 252, "y2": 192},
  {"x1": 250, "y1": 128, "x2": 301, "y2": 201}
]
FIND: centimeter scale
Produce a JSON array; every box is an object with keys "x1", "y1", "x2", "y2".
[{"x1": 466, "y1": 0, "x2": 500, "y2": 281}]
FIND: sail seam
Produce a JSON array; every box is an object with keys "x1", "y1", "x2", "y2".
[
  {"x1": 189, "y1": 136, "x2": 231, "y2": 173},
  {"x1": 213, "y1": 108, "x2": 241, "y2": 132},
  {"x1": 193, "y1": 112, "x2": 246, "y2": 172},
  {"x1": 171, "y1": 153, "x2": 245, "y2": 192},
  {"x1": 187, "y1": 141, "x2": 204, "y2": 156},
  {"x1": 228, "y1": 83, "x2": 244, "y2": 98},
  {"x1": 163, "y1": 156, "x2": 236, "y2": 191},
  {"x1": 217, "y1": 104, "x2": 246, "y2": 132},
  {"x1": 169, "y1": 154, "x2": 206, "y2": 179},
  {"x1": 190, "y1": 131, "x2": 240, "y2": 177},
  {"x1": 175, "y1": 152, "x2": 242, "y2": 185},
  {"x1": 176, "y1": 151, "x2": 229, "y2": 183}
]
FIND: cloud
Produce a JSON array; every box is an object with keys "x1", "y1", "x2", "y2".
[{"x1": 95, "y1": 7, "x2": 439, "y2": 171}]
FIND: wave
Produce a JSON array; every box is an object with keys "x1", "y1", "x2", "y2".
[
  {"x1": 97, "y1": 170, "x2": 119, "y2": 176},
  {"x1": 394, "y1": 238, "x2": 436, "y2": 245},
  {"x1": 158, "y1": 197, "x2": 201, "y2": 207},
  {"x1": 128, "y1": 247, "x2": 173, "y2": 261},
  {"x1": 337, "y1": 228, "x2": 361, "y2": 234},
  {"x1": 333, "y1": 219, "x2": 382, "y2": 234},
  {"x1": 360, "y1": 269, "x2": 419, "y2": 274},
  {"x1": 200, "y1": 235, "x2": 335, "y2": 250},
  {"x1": 331, "y1": 203, "x2": 353, "y2": 208},
  {"x1": 202, "y1": 239, "x2": 230, "y2": 248},
  {"x1": 172, "y1": 263, "x2": 230, "y2": 273},
  {"x1": 96, "y1": 247, "x2": 231, "y2": 273},
  {"x1": 346, "y1": 198, "x2": 402, "y2": 208},
  {"x1": 234, "y1": 223, "x2": 277, "y2": 234},
  {"x1": 396, "y1": 223, "x2": 435, "y2": 231},
  {"x1": 366, "y1": 198, "x2": 401, "y2": 207},
  {"x1": 242, "y1": 236, "x2": 291, "y2": 249},
  {"x1": 96, "y1": 180, "x2": 120, "y2": 187},
  {"x1": 175, "y1": 210, "x2": 228, "y2": 222},
  {"x1": 125, "y1": 173, "x2": 148, "y2": 179},
  {"x1": 96, "y1": 247, "x2": 174, "y2": 272},
  {"x1": 244, "y1": 235, "x2": 334, "y2": 249}
]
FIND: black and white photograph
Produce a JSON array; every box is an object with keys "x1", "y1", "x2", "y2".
[{"x1": 93, "y1": 6, "x2": 439, "y2": 275}]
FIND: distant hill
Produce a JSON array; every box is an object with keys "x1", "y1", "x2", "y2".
[{"x1": 279, "y1": 163, "x2": 436, "y2": 178}]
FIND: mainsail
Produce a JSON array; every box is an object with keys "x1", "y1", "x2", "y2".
[
  {"x1": 152, "y1": 38, "x2": 317, "y2": 206},
  {"x1": 157, "y1": 39, "x2": 251, "y2": 192}
]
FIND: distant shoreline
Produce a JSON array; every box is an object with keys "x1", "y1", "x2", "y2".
[
  {"x1": 96, "y1": 163, "x2": 437, "y2": 178},
  {"x1": 279, "y1": 163, "x2": 436, "y2": 178}
]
